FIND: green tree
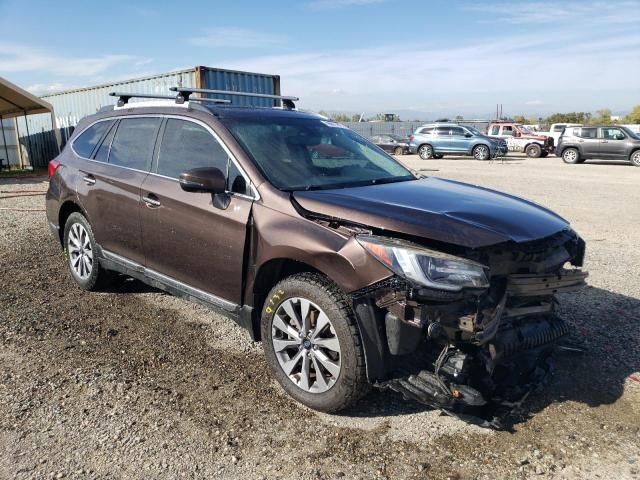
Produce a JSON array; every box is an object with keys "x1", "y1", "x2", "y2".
[
  {"x1": 332, "y1": 113, "x2": 351, "y2": 122},
  {"x1": 351, "y1": 114, "x2": 362, "y2": 122},
  {"x1": 594, "y1": 109, "x2": 612, "y2": 124},
  {"x1": 455, "y1": 115, "x2": 464, "y2": 121},
  {"x1": 625, "y1": 105, "x2": 640, "y2": 123},
  {"x1": 513, "y1": 115, "x2": 526, "y2": 123}
]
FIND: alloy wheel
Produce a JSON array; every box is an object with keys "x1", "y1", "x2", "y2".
[
  {"x1": 474, "y1": 145, "x2": 489, "y2": 160},
  {"x1": 68, "y1": 223, "x2": 93, "y2": 280},
  {"x1": 419, "y1": 145, "x2": 432, "y2": 159},
  {"x1": 632, "y1": 151, "x2": 640, "y2": 166},
  {"x1": 271, "y1": 297, "x2": 341, "y2": 393},
  {"x1": 563, "y1": 150, "x2": 578, "y2": 163}
]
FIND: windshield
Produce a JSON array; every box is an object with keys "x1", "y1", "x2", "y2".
[
  {"x1": 222, "y1": 115, "x2": 416, "y2": 191},
  {"x1": 516, "y1": 124, "x2": 533, "y2": 134}
]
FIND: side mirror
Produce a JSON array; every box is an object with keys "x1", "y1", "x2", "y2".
[
  {"x1": 465, "y1": 132, "x2": 472, "y2": 138},
  {"x1": 615, "y1": 134, "x2": 625, "y2": 140},
  {"x1": 179, "y1": 167, "x2": 226, "y2": 194}
]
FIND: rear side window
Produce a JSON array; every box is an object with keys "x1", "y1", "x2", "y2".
[
  {"x1": 109, "y1": 118, "x2": 161, "y2": 171},
  {"x1": 72, "y1": 120, "x2": 113, "y2": 158},
  {"x1": 435, "y1": 127, "x2": 450, "y2": 135},
  {"x1": 93, "y1": 122, "x2": 117, "y2": 162},
  {"x1": 418, "y1": 127, "x2": 433, "y2": 135},
  {"x1": 156, "y1": 119, "x2": 228, "y2": 179},
  {"x1": 579, "y1": 127, "x2": 597, "y2": 139}
]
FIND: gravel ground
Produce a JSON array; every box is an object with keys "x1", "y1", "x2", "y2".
[{"x1": 0, "y1": 155, "x2": 639, "y2": 479}]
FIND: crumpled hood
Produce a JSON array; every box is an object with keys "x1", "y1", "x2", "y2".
[{"x1": 293, "y1": 177, "x2": 570, "y2": 248}]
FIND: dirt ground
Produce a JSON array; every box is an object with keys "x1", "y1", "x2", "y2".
[{"x1": 1, "y1": 155, "x2": 639, "y2": 479}]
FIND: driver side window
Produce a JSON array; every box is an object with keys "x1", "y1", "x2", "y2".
[{"x1": 156, "y1": 119, "x2": 228, "y2": 179}]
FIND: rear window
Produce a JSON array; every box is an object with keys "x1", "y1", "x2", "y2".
[
  {"x1": 72, "y1": 120, "x2": 113, "y2": 158},
  {"x1": 418, "y1": 127, "x2": 434, "y2": 135},
  {"x1": 109, "y1": 118, "x2": 161, "y2": 171}
]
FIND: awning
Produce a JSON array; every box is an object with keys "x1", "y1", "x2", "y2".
[{"x1": 0, "y1": 76, "x2": 53, "y2": 118}]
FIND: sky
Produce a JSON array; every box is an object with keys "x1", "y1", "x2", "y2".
[{"x1": 1, "y1": 0, "x2": 639, "y2": 119}]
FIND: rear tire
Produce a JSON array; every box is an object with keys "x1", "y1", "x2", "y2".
[
  {"x1": 418, "y1": 144, "x2": 434, "y2": 160},
  {"x1": 394, "y1": 146, "x2": 404, "y2": 156},
  {"x1": 261, "y1": 273, "x2": 367, "y2": 413},
  {"x1": 472, "y1": 144, "x2": 490, "y2": 161},
  {"x1": 561, "y1": 148, "x2": 580, "y2": 164},
  {"x1": 526, "y1": 144, "x2": 542, "y2": 158},
  {"x1": 631, "y1": 150, "x2": 640, "y2": 167},
  {"x1": 63, "y1": 212, "x2": 115, "y2": 291}
]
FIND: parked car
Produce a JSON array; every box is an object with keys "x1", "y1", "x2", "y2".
[
  {"x1": 486, "y1": 122, "x2": 554, "y2": 158},
  {"x1": 536, "y1": 123, "x2": 582, "y2": 145},
  {"x1": 46, "y1": 93, "x2": 588, "y2": 424},
  {"x1": 557, "y1": 125, "x2": 640, "y2": 166},
  {"x1": 370, "y1": 134, "x2": 410, "y2": 155},
  {"x1": 409, "y1": 123, "x2": 507, "y2": 160}
]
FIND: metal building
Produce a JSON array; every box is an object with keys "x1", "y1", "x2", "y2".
[
  {"x1": 0, "y1": 76, "x2": 56, "y2": 170},
  {"x1": 20, "y1": 66, "x2": 281, "y2": 167}
]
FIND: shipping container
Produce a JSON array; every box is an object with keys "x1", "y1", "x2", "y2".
[{"x1": 20, "y1": 66, "x2": 281, "y2": 167}]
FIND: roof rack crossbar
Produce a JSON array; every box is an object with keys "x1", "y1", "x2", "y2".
[
  {"x1": 169, "y1": 87, "x2": 298, "y2": 109},
  {"x1": 109, "y1": 92, "x2": 178, "y2": 107},
  {"x1": 188, "y1": 97, "x2": 231, "y2": 104}
]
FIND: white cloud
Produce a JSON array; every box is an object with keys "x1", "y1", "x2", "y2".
[
  {"x1": 187, "y1": 28, "x2": 287, "y2": 49},
  {"x1": 218, "y1": 28, "x2": 640, "y2": 115},
  {"x1": 467, "y1": 1, "x2": 640, "y2": 25},
  {"x1": 307, "y1": 0, "x2": 386, "y2": 9},
  {"x1": 26, "y1": 82, "x2": 75, "y2": 95},
  {"x1": 525, "y1": 100, "x2": 544, "y2": 106},
  {"x1": 0, "y1": 42, "x2": 147, "y2": 77}
]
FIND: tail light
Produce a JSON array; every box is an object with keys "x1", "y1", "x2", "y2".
[
  {"x1": 409, "y1": 135, "x2": 415, "y2": 142},
  {"x1": 48, "y1": 159, "x2": 61, "y2": 180}
]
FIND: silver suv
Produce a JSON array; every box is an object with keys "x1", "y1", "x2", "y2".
[
  {"x1": 409, "y1": 123, "x2": 507, "y2": 160},
  {"x1": 557, "y1": 125, "x2": 640, "y2": 166}
]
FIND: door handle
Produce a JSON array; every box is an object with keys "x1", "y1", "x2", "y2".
[
  {"x1": 82, "y1": 175, "x2": 96, "y2": 186},
  {"x1": 143, "y1": 194, "x2": 161, "y2": 207}
]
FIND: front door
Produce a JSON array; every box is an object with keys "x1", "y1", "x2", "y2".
[
  {"x1": 140, "y1": 117, "x2": 254, "y2": 305},
  {"x1": 76, "y1": 117, "x2": 161, "y2": 265},
  {"x1": 448, "y1": 126, "x2": 470, "y2": 154},
  {"x1": 599, "y1": 127, "x2": 628, "y2": 159}
]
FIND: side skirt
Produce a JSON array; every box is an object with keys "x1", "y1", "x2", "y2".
[{"x1": 98, "y1": 248, "x2": 255, "y2": 338}]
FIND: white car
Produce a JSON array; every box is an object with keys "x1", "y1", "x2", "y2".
[{"x1": 539, "y1": 123, "x2": 582, "y2": 145}]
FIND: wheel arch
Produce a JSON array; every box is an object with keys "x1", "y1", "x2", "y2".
[{"x1": 57, "y1": 200, "x2": 87, "y2": 246}]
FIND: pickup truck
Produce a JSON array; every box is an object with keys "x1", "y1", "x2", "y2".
[
  {"x1": 487, "y1": 122, "x2": 554, "y2": 158},
  {"x1": 537, "y1": 123, "x2": 582, "y2": 145}
]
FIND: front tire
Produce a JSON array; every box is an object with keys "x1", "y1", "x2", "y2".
[
  {"x1": 562, "y1": 148, "x2": 580, "y2": 164},
  {"x1": 394, "y1": 146, "x2": 404, "y2": 156},
  {"x1": 472, "y1": 144, "x2": 490, "y2": 161},
  {"x1": 526, "y1": 144, "x2": 542, "y2": 158},
  {"x1": 418, "y1": 144, "x2": 434, "y2": 160},
  {"x1": 631, "y1": 150, "x2": 640, "y2": 167},
  {"x1": 261, "y1": 273, "x2": 367, "y2": 413},
  {"x1": 63, "y1": 212, "x2": 114, "y2": 291}
]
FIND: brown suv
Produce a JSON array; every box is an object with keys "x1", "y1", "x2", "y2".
[{"x1": 46, "y1": 89, "x2": 588, "y2": 425}]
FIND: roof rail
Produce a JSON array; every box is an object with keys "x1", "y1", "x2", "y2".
[{"x1": 169, "y1": 87, "x2": 299, "y2": 110}]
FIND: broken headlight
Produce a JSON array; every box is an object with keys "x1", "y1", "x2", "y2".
[{"x1": 357, "y1": 235, "x2": 489, "y2": 292}]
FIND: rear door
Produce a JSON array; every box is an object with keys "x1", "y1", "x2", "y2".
[
  {"x1": 75, "y1": 116, "x2": 161, "y2": 265},
  {"x1": 434, "y1": 126, "x2": 451, "y2": 152},
  {"x1": 139, "y1": 117, "x2": 254, "y2": 305},
  {"x1": 599, "y1": 127, "x2": 628, "y2": 159},
  {"x1": 578, "y1": 127, "x2": 600, "y2": 158}
]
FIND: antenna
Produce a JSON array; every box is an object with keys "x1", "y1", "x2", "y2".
[{"x1": 170, "y1": 87, "x2": 299, "y2": 110}]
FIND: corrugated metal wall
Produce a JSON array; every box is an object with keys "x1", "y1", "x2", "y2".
[
  {"x1": 0, "y1": 118, "x2": 19, "y2": 168},
  {"x1": 17, "y1": 66, "x2": 280, "y2": 167},
  {"x1": 198, "y1": 67, "x2": 280, "y2": 107}
]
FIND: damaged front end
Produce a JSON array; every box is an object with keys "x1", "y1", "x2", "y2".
[{"x1": 353, "y1": 228, "x2": 588, "y2": 428}]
